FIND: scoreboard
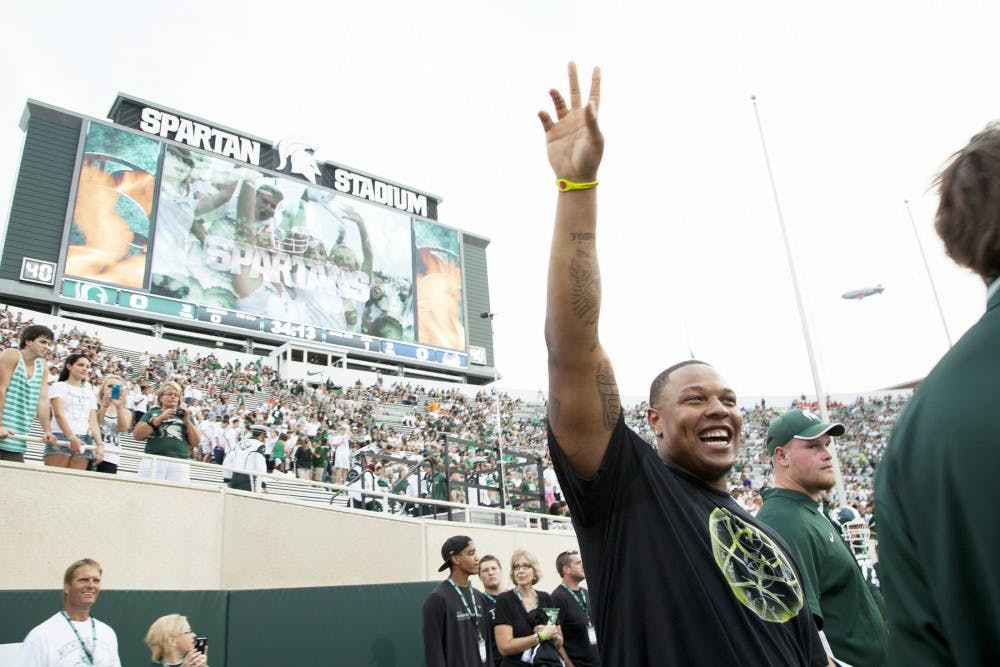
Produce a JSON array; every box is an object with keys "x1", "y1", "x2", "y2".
[
  {"x1": 60, "y1": 277, "x2": 468, "y2": 367},
  {"x1": 0, "y1": 94, "x2": 493, "y2": 377}
]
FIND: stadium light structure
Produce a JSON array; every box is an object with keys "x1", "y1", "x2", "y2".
[
  {"x1": 480, "y1": 311, "x2": 508, "y2": 509},
  {"x1": 751, "y1": 96, "x2": 847, "y2": 506},
  {"x1": 904, "y1": 199, "x2": 953, "y2": 349}
]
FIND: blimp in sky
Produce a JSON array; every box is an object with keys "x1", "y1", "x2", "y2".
[{"x1": 841, "y1": 284, "x2": 885, "y2": 300}]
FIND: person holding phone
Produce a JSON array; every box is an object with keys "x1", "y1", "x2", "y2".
[
  {"x1": 133, "y1": 381, "x2": 201, "y2": 482},
  {"x1": 95, "y1": 375, "x2": 132, "y2": 474},
  {"x1": 144, "y1": 614, "x2": 208, "y2": 667}
]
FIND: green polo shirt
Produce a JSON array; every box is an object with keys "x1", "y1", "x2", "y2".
[
  {"x1": 758, "y1": 488, "x2": 888, "y2": 667},
  {"x1": 875, "y1": 283, "x2": 1000, "y2": 666}
]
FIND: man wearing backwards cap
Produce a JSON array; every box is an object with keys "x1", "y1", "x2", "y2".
[
  {"x1": 422, "y1": 536, "x2": 492, "y2": 667},
  {"x1": 757, "y1": 409, "x2": 888, "y2": 667}
]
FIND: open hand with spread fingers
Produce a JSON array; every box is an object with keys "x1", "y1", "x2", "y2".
[{"x1": 538, "y1": 62, "x2": 603, "y2": 183}]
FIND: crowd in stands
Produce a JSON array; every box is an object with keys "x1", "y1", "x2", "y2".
[{"x1": 1, "y1": 306, "x2": 905, "y2": 529}]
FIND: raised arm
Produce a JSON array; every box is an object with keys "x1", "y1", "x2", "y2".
[{"x1": 542, "y1": 62, "x2": 619, "y2": 478}]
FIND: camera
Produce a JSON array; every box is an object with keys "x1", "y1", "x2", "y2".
[
  {"x1": 194, "y1": 637, "x2": 208, "y2": 654},
  {"x1": 175, "y1": 408, "x2": 186, "y2": 419}
]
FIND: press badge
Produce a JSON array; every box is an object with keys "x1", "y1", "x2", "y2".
[
  {"x1": 479, "y1": 638, "x2": 487, "y2": 662},
  {"x1": 587, "y1": 624, "x2": 597, "y2": 645}
]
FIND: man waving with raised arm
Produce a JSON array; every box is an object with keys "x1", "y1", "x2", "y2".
[{"x1": 542, "y1": 63, "x2": 828, "y2": 666}]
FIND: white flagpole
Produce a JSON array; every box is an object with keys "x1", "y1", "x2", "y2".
[
  {"x1": 904, "y1": 199, "x2": 953, "y2": 348},
  {"x1": 751, "y1": 95, "x2": 847, "y2": 507}
]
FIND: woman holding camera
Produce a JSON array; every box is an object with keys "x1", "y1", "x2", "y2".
[
  {"x1": 133, "y1": 381, "x2": 201, "y2": 482},
  {"x1": 144, "y1": 614, "x2": 208, "y2": 667}
]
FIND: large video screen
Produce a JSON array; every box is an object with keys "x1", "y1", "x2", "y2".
[
  {"x1": 65, "y1": 123, "x2": 161, "y2": 288},
  {"x1": 62, "y1": 122, "x2": 468, "y2": 360}
]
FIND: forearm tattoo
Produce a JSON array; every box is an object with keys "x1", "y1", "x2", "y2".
[
  {"x1": 596, "y1": 362, "x2": 621, "y2": 430},
  {"x1": 569, "y1": 242, "x2": 600, "y2": 327}
]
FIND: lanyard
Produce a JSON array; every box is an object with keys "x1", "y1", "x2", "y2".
[
  {"x1": 447, "y1": 578, "x2": 484, "y2": 642},
  {"x1": 61, "y1": 611, "x2": 95, "y2": 666},
  {"x1": 514, "y1": 587, "x2": 538, "y2": 611},
  {"x1": 561, "y1": 584, "x2": 591, "y2": 620}
]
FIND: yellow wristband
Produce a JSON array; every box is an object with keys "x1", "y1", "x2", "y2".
[
  {"x1": 556, "y1": 178, "x2": 598, "y2": 191},
  {"x1": 539, "y1": 630, "x2": 547, "y2": 642}
]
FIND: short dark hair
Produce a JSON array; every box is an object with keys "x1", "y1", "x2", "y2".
[
  {"x1": 556, "y1": 550, "x2": 579, "y2": 577},
  {"x1": 648, "y1": 360, "x2": 711, "y2": 406},
  {"x1": 20, "y1": 324, "x2": 54, "y2": 348},
  {"x1": 479, "y1": 554, "x2": 501, "y2": 572},
  {"x1": 64, "y1": 558, "x2": 102, "y2": 585},
  {"x1": 935, "y1": 123, "x2": 1000, "y2": 282}
]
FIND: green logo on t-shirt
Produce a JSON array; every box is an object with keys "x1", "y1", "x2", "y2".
[{"x1": 709, "y1": 507, "x2": 804, "y2": 623}]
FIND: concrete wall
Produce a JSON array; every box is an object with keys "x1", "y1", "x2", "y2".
[{"x1": 0, "y1": 462, "x2": 579, "y2": 592}]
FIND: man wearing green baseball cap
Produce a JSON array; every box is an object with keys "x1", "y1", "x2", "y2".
[{"x1": 757, "y1": 409, "x2": 888, "y2": 667}]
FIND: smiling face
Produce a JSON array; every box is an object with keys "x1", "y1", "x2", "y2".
[
  {"x1": 647, "y1": 364, "x2": 743, "y2": 491},
  {"x1": 63, "y1": 564, "x2": 101, "y2": 614}
]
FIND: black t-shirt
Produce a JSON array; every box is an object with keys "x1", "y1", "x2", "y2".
[
  {"x1": 551, "y1": 584, "x2": 601, "y2": 666},
  {"x1": 422, "y1": 579, "x2": 491, "y2": 667},
  {"x1": 493, "y1": 590, "x2": 562, "y2": 667},
  {"x1": 548, "y1": 416, "x2": 826, "y2": 666},
  {"x1": 483, "y1": 593, "x2": 503, "y2": 667}
]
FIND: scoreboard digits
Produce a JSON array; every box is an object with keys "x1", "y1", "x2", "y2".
[{"x1": 60, "y1": 278, "x2": 468, "y2": 368}]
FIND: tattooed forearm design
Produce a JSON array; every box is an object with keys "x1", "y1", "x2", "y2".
[
  {"x1": 596, "y1": 362, "x2": 621, "y2": 430},
  {"x1": 569, "y1": 244, "x2": 600, "y2": 326}
]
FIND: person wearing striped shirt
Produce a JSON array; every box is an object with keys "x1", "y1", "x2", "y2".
[{"x1": 0, "y1": 324, "x2": 57, "y2": 461}]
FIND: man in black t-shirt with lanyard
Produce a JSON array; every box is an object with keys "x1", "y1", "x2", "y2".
[
  {"x1": 540, "y1": 63, "x2": 829, "y2": 666},
  {"x1": 422, "y1": 536, "x2": 492, "y2": 667},
  {"x1": 478, "y1": 554, "x2": 506, "y2": 666},
  {"x1": 551, "y1": 550, "x2": 600, "y2": 666}
]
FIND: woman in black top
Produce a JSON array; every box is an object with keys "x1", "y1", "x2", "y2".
[{"x1": 494, "y1": 549, "x2": 574, "y2": 666}]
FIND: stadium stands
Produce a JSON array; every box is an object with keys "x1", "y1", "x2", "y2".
[{"x1": 1, "y1": 302, "x2": 905, "y2": 531}]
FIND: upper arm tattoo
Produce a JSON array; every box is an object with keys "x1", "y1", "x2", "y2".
[{"x1": 596, "y1": 361, "x2": 621, "y2": 430}]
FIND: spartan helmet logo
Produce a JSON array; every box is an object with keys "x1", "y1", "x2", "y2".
[
  {"x1": 801, "y1": 409, "x2": 820, "y2": 422},
  {"x1": 275, "y1": 137, "x2": 321, "y2": 184}
]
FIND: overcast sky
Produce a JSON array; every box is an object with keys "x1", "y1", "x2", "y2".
[{"x1": 1, "y1": 1, "x2": 996, "y2": 401}]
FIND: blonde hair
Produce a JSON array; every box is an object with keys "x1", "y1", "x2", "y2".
[
  {"x1": 509, "y1": 548, "x2": 542, "y2": 586},
  {"x1": 156, "y1": 381, "x2": 184, "y2": 407},
  {"x1": 145, "y1": 614, "x2": 188, "y2": 662},
  {"x1": 63, "y1": 558, "x2": 101, "y2": 586}
]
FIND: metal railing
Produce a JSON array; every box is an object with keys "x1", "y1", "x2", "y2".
[{"x1": 11, "y1": 435, "x2": 574, "y2": 531}]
